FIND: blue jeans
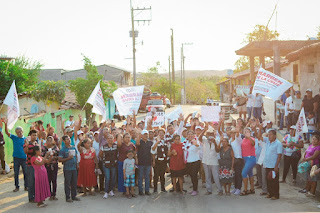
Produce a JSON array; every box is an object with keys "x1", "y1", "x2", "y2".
[
  {"x1": 242, "y1": 156, "x2": 256, "y2": 178},
  {"x1": 103, "y1": 165, "x2": 116, "y2": 193},
  {"x1": 253, "y1": 107, "x2": 262, "y2": 122},
  {"x1": 27, "y1": 165, "x2": 35, "y2": 200},
  {"x1": 138, "y1": 165, "x2": 151, "y2": 193},
  {"x1": 280, "y1": 112, "x2": 284, "y2": 129},
  {"x1": 307, "y1": 130, "x2": 315, "y2": 141},
  {"x1": 63, "y1": 170, "x2": 77, "y2": 200},
  {"x1": 247, "y1": 107, "x2": 253, "y2": 120},
  {"x1": 13, "y1": 157, "x2": 27, "y2": 189},
  {"x1": 118, "y1": 161, "x2": 125, "y2": 192}
]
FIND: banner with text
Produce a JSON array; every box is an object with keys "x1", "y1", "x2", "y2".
[
  {"x1": 165, "y1": 105, "x2": 183, "y2": 122},
  {"x1": 145, "y1": 109, "x2": 165, "y2": 127},
  {"x1": 296, "y1": 107, "x2": 308, "y2": 135},
  {"x1": 113, "y1": 86, "x2": 144, "y2": 116},
  {"x1": 3, "y1": 81, "x2": 20, "y2": 130},
  {"x1": 235, "y1": 85, "x2": 250, "y2": 96},
  {"x1": 201, "y1": 106, "x2": 221, "y2": 122},
  {"x1": 252, "y1": 67, "x2": 293, "y2": 101}
]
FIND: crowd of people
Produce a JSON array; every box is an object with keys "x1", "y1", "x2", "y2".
[{"x1": 1, "y1": 103, "x2": 320, "y2": 208}]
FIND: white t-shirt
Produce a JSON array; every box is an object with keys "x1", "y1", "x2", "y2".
[
  {"x1": 92, "y1": 140, "x2": 100, "y2": 161},
  {"x1": 307, "y1": 117, "x2": 316, "y2": 131},
  {"x1": 183, "y1": 139, "x2": 200, "y2": 163},
  {"x1": 65, "y1": 120, "x2": 75, "y2": 128},
  {"x1": 201, "y1": 136, "x2": 219, "y2": 166},
  {"x1": 285, "y1": 96, "x2": 294, "y2": 116},
  {"x1": 75, "y1": 139, "x2": 81, "y2": 163},
  {"x1": 254, "y1": 95, "x2": 263, "y2": 108},
  {"x1": 229, "y1": 135, "x2": 242, "y2": 159},
  {"x1": 246, "y1": 95, "x2": 253, "y2": 108}
]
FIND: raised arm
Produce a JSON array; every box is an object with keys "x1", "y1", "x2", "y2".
[
  {"x1": 176, "y1": 114, "x2": 185, "y2": 136},
  {"x1": 132, "y1": 110, "x2": 137, "y2": 128},
  {"x1": 61, "y1": 119, "x2": 67, "y2": 133},
  {"x1": 74, "y1": 115, "x2": 82, "y2": 141},
  {"x1": 198, "y1": 122, "x2": 208, "y2": 143},
  {"x1": 3, "y1": 119, "x2": 10, "y2": 137}
]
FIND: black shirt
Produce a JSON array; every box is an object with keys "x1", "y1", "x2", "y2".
[
  {"x1": 101, "y1": 143, "x2": 118, "y2": 168},
  {"x1": 303, "y1": 96, "x2": 315, "y2": 113},
  {"x1": 137, "y1": 139, "x2": 153, "y2": 166}
]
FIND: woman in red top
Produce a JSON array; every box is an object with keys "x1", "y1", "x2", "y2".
[
  {"x1": 240, "y1": 127, "x2": 256, "y2": 196},
  {"x1": 77, "y1": 139, "x2": 98, "y2": 196},
  {"x1": 168, "y1": 135, "x2": 185, "y2": 193}
]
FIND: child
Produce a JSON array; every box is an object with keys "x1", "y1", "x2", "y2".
[
  {"x1": 123, "y1": 150, "x2": 136, "y2": 199},
  {"x1": 307, "y1": 112, "x2": 316, "y2": 143},
  {"x1": 31, "y1": 146, "x2": 52, "y2": 207}
]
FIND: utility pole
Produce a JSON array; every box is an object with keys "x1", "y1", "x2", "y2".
[
  {"x1": 130, "y1": 0, "x2": 151, "y2": 86},
  {"x1": 181, "y1": 43, "x2": 193, "y2": 105},
  {"x1": 168, "y1": 56, "x2": 172, "y2": 101},
  {"x1": 180, "y1": 45, "x2": 183, "y2": 85},
  {"x1": 170, "y1": 29, "x2": 175, "y2": 104}
]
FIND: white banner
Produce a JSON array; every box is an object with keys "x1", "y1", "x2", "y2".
[
  {"x1": 3, "y1": 81, "x2": 20, "y2": 130},
  {"x1": 86, "y1": 81, "x2": 107, "y2": 120},
  {"x1": 296, "y1": 107, "x2": 308, "y2": 134},
  {"x1": 252, "y1": 67, "x2": 293, "y2": 101},
  {"x1": 235, "y1": 85, "x2": 250, "y2": 96},
  {"x1": 113, "y1": 86, "x2": 144, "y2": 116},
  {"x1": 145, "y1": 110, "x2": 165, "y2": 127},
  {"x1": 201, "y1": 106, "x2": 221, "y2": 122},
  {"x1": 165, "y1": 105, "x2": 183, "y2": 122}
]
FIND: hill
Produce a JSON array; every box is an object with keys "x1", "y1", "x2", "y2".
[{"x1": 137, "y1": 69, "x2": 229, "y2": 79}]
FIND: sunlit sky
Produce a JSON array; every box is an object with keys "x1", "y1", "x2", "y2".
[{"x1": 0, "y1": 0, "x2": 319, "y2": 73}]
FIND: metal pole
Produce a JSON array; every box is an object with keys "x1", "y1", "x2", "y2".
[
  {"x1": 168, "y1": 56, "x2": 172, "y2": 101},
  {"x1": 181, "y1": 44, "x2": 183, "y2": 85},
  {"x1": 170, "y1": 28, "x2": 175, "y2": 104},
  {"x1": 131, "y1": 1, "x2": 136, "y2": 86},
  {"x1": 183, "y1": 55, "x2": 186, "y2": 105}
]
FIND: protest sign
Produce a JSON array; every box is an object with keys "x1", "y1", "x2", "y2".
[
  {"x1": 252, "y1": 67, "x2": 293, "y2": 101},
  {"x1": 201, "y1": 106, "x2": 221, "y2": 122},
  {"x1": 235, "y1": 85, "x2": 250, "y2": 96},
  {"x1": 145, "y1": 110, "x2": 165, "y2": 127},
  {"x1": 113, "y1": 86, "x2": 144, "y2": 116},
  {"x1": 165, "y1": 105, "x2": 183, "y2": 122},
  {"x1": 3, "y1": 81, "x2": 20, "y2": 130},
  {"x1": 296, "y1": 107, "x2": 308, "y2": 135},
  {"x1": 86, "y1": 81, "x2": 106, "y2": 120}
]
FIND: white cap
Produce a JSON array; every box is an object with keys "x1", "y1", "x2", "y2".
[
  {"x1": 141, "y1": 129, "x2": 149, "y2": 135},
  {"x1": 77, "y1": 130, "x2": 84, "y2": 135},
  {"x1": 182, "y1": 127, "x2": 188, "y2": 132},
  {"x1": 207, "y1": 126, "x2": 215, "y2": 133},
  {"x1": 290, "y1": 125, "x2": 296, "y2": 130},
  {"x1": 186, "y1": 123, "x2": 191, "y2": 127},
  {"x1": 307, "y1": 88, "x2": 312, "y2": 92},
  {"x1": 195, "y1": 126, "x2": 202, "y2": 130},
  {"x1": 267, "y1": 121, "x2": 272, "y2": 124},
  {"x1": 94, "y1": 131, "x2": 99, "y2": 135}
]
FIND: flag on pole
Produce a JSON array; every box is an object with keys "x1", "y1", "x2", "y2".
[
  {"x1": 296, "y1": 107, "x2": 308, "y2": 135},
  {"x1": 3, "y1": 81, "x2": 20, "y2": 130},
  {"x1": 86, "y1": 81, "x2": 107, "y2": 120}
]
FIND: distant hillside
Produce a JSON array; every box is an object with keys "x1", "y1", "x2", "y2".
[{"x1": 137, "y1": 69, "x2": 229, "y2": 79}]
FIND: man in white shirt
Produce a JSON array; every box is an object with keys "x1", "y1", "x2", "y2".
[
  {"x1": 199, "y1": 126, "x2": 223, "y2": 195},
  {"x1": 65, "y1": 115, "x2": 75, "y2": 129},
  {"x1": 285, "y1": 91, "x2": 294, "y2": 131}
]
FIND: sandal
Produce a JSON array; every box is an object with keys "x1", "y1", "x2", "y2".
[
  {"x1": 249, "y1": 189, "x2": 255, "y2": 194},
  {"x1": 240, "y1": 191, "x2": 249, "y2": 196},
  {"x1": 131, "y1": 194, "x2": 137, "y2": 198},
  {"x1": 260, "y1": 192, "x2": 268, "y2": 196}
]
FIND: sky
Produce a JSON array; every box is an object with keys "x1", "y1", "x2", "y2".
[{"x1": 0, "y1": 0, "x2": 320, "y2": 74}]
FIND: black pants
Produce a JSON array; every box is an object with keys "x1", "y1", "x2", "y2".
[
  {"x1": 266, "y1": 168, "x2": 279, "y2": 198},
  {"x1": 0, "y1": 145, "x2": 5, "y2": 171},
  {"x1": 287, "y1": 113, "x2": 294, "y2": 129},
  {"x1": 282, "y1": 155, "x2": 299, "y2": 181},
  {"x1": 64, "y1": 170, "x2": 77, "y2": 200},
  {"x1": 187, "y1": 160, "x2": 200, "y2": 191},
  {"x1": 98, "y1": 161, "x2": 105, "y2": 191},
  {"x1": 46, "y1": 164, "x2": 58, "y2": 196},
  {"x1": 234, "y1": 158, "x2": 244, "y2": 190},
  {"x1": 153, "y1": 161, "x2": 167, "y2": 190}
]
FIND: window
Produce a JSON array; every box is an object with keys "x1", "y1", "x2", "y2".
[
  {"x1": 308, "y1": 64, "x2": 315, "y2": 73},
  {"x1": 293, "y1": 64, "x2": 298, "y2": 82}
]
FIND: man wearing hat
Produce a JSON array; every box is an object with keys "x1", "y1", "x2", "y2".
[
  {"x1": 199, "y1": 125, "x2": 223, "y2": 195},
  {"x1": 65, "y1": 115, "x2": 75, "y2": 129},
  {"x1": 136, "y1": 130, "x2": 153, "y2": 195},
  {"x1": 61, "y1": 128, "x2": 75, "y2": 148}
]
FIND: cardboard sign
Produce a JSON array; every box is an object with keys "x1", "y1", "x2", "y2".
[
  {"x1": 145, "y1": 110, "x2": 165, "y2": 127},
  {"x1": 201, "y1": 106, "x2": 221, "y2": 122}
]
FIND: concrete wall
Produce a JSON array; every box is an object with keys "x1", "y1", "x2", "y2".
[
  {"x1": 299, "y1": 52, "x2": 320, "y2": 95},
  {"x1": 39, "y1": 69, "x2": 63, "y2": 81}
]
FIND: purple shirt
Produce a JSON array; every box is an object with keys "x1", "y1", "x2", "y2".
[{"x1": 305, "y1": 145, "x2": 320, "y2": 165}]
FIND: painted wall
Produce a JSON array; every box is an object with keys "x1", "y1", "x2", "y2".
[{"x1": 299, "y1": 52, "x2": 320, "y2": 95}]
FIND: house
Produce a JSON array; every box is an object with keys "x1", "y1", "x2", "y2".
[{"x1": 40, "y1": 64, "x2": 132, "y2": 87}]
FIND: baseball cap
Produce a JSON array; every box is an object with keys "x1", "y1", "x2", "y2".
[
  {"x1": 94, "y1": 131, "x2": 99, "y2": 135},
  {"x1": 195, "y1": 126, "x2": 202, "y2": 130},
  {"x1": 77, "y1": 130, "x2": 84, "y2": 135},
  {"x1": 141, "y1": 129, "x2": 149, "y2": 135},
  {"x1": 306, "y1": 88, "x2": 312, "y2": 92},
  {"x1": 69, "y1": 115, "x2": 74, "y2": 117},
  {"x1": 186, "y1": 123, "x2": 191, "y2": 127},
  {"x1": 207, "y1": 126, "x2": 215, "y2": 133},
  {"x1": 212, "y1": 121, "x2": 219, "y2": 125},
  {"x1": 66, "y1": 128, "x2": 73, "y2": 133},
  {"x1": 290, "y1": 125, "x2": 296, "y2": 130}
]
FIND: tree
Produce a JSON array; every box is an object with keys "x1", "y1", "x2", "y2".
[
  {"x1": 29, "y1": 80, "x2": 66, "y2": 105},
  {"x1": 234, "y1": 24, "x2": 279, "y2": 73},
  {"x1": 0, "y1": 56, "x2": 43, "y2": 96},
  {"x1": 69, "y1": 55, "x2": 117, "y2": 124}
]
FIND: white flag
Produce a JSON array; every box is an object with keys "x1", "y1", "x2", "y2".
[
  {"x1": 296, "y1": 107, "x2": 308, "y2": 135},
  {"x1": 252, "y1": 67, "x2": 293, "y2": 101},
  {"x1": 86, "y1": 81, "x2": 107, "y2": 120},
  {"x1": 3, "y1": 81, "x2": 20, "y2": 130}
]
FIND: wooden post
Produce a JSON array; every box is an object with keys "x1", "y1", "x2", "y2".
[
  {"x1": 273, "y1": 40, "x2": 280, "y2": 75},
  {"x1": 249, "y1": 56, "x2": 255, "y2": 82},
  {"x1": 259, "y1": 56, "x2": 265, "y2": 69}
]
